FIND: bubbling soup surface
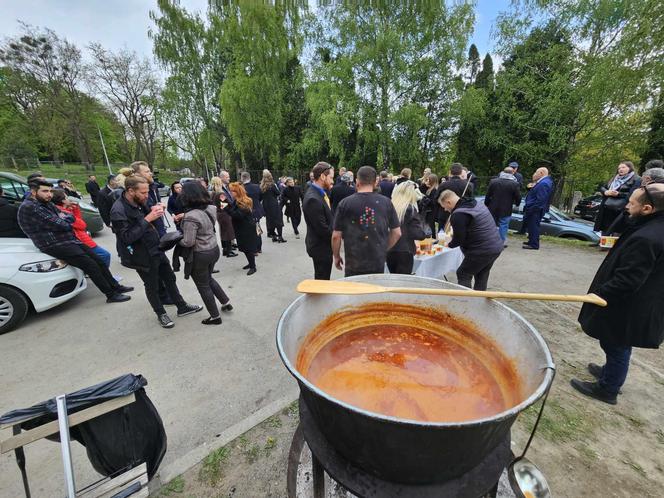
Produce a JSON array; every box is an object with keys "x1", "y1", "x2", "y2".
[{"x1": 296, "y1": 303, "x2": 523, "y2": 423}]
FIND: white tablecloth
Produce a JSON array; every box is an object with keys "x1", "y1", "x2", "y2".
[{"x1": 385, "y1": 246, "x2": 464, "y2": 279}]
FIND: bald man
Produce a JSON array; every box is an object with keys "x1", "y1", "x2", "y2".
[
  {"x1": 572, "y1": 183, "x2": 664, "y2": 404},
  {"x1": 521, "y1": 167, "x2": 554, "y2": 250}
]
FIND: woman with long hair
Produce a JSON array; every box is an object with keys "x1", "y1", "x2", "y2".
[
  {"x1": 210, "y1": 176, "x2": 237, "y2": 257},
  {"x1": 422, "y1": 173, "x2": 439, "y2": 236},
  {"x1": 179, "y1": 181, "x2": 233, "y2": 325},
  {"x1": 387, "y1": 181, "x2": 426, "y2": 274},
  {"x1": 223, "y1": 182, "x2": 259, "y2": 275},
  {"x1": 260, "y1": 170, "x2": 286, "y2": 243},
  {"x1": 281, "y1": 177, "x2": 303, "y2": 239},
  {"x1": 593, "y1": 161, "x2": 641, "y2": 235}
]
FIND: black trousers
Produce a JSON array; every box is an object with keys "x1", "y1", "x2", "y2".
[
  {"x1": 312, "y1": 255, "x2": 333, "y2": 280},
  {"x1": 345, "y1": 268, "x2": 383, "y2": 278},
  {"x1": 137, "y1": 252, "x2": 186, "y2": 316},
  {"x1": 291, "y1": 214, "x2": 301, "y2": 235},
  {"x1": 456, "y1": 252, "x2": 501, "y2": 291},
  {"x1": 386, "y1": 251, "x2": 414, "y2": 274},
  {"x1": 191, "y1": 247, "x2": 229, "y2": 317},
  {"x1": 46, "y1": 243, "x2": 119, "y2": 297},
  {"x1": 243, "y1": 251, "x2": 256, "y2": 270}
]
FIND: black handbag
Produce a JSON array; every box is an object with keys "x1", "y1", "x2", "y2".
[
  {"x1": 159, "y1": 230, "x2": 184, "y2": 251},
  {"x1": 603, "y1": 196, "x2": 625, "y2": 210}
]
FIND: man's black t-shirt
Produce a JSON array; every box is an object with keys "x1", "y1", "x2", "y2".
[{"x1": 333, "y1": 191, "x2": 400, "y2": 275}]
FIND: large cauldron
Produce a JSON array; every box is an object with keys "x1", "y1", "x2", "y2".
[{"x1": 277, "y1": 275, "x2": 555, "y2": 484}]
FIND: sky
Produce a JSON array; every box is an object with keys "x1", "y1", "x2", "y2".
[{"x1": 0, "y1": 0, "x2": 509, "y2": 61}]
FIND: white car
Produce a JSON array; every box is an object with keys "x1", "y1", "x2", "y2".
[{"x1": 0, "y1": 238, "x2": 87, "y2": 334}]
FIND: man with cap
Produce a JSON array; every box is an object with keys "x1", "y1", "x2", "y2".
[{"x1": 509, "y1": 161, "x2": 523, "y2": 187}]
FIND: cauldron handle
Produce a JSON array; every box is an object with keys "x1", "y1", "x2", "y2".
[{"x1": 518, "y1": 366, "x2": 556, "y2": 460}]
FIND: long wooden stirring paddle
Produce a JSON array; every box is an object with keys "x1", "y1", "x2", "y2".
[{"x1": 297, "y1": 279, "x2": 607, "y2": 307}]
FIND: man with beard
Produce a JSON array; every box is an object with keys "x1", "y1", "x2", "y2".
[
  {"x1": 18, "y1": 179, "x2": 132, "y2": 302},
  {"x1": 302, "y1": 162, "x2": 335, "y2": 279},
  {"x1": 111, "y1": 175, "x2": 201, "y2": 328},
  {"x1": 571, "y1": 183, "x2": 664, "y2": 404}
]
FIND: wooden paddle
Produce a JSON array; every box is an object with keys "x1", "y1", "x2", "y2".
[{"x1": 297, "y1": 279, "x2": 607, "y2": 307}]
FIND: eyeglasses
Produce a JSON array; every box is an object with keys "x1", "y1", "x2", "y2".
[{"x1": 641, "y1": 185, "x2": 655, "y2": 207}]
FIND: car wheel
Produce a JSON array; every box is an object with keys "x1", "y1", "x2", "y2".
[{"x1": 0, "y1": 286, "x2": 29, "y2": 335}]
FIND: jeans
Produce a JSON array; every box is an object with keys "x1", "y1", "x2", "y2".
[
  {"x1": 498, "y1": 216, "x2": 511, "y2": 241},
  {"x1": 137, "y1": 252, "x2": 186, "y2": 316},
  {"x1": 456, "y1": 252, "x2": 501, "y2": 291},
  {"x1": 191, "y1": 247, "x2": 229, "y2": 318},
  {"x1": 312, "y1": 255, "x2": 332, "y2": 280},
  {"x1": 46, "y1": 243, "x2": 120, "y2": 297},
  {"x1": 386, "y1": 251, "x2": 414, "y2": 274},
  {"x1": 90, "y1": 245, "x2": 111, "y2": 267},
  {"x1": 599, "y1": 339, "x2": 632, "y2": 396}
]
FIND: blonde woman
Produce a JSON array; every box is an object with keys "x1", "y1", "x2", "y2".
[
  {"x1": 210, "y1": 176, "x2": 237, "y2": 257},
  {"x1": 260, "y1": 170, "x2": 285, "y2": 242},
  {"x1": 387, "y1": 181, "x2": 426, "y2": 274}
]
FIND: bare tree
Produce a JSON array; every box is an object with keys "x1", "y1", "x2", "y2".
[{"x1": 87, "y1": 44, "x2": 161, "y2": 166}]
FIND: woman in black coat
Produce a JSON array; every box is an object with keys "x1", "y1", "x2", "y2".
[
  {"x1": 420, "y1": 173, "x2": 439, "y2": 237},
  {"x1": 281, "y1": 177, "x2": 303, "y2": 239},
  {"x1": 575, "y1": 187, "x2": 664, "y2": 403},
  {"x1": 223, "y1": 182, "x2": 259, "y2": 275},
  {"x1": 593, "y1": 161, "x2": 640, "y2": 234},
  {"x1": 387, "y1": 181, "x2": 427, "y2": 274},
  {"x1": 260, "y1": 171, "x2": 286, "y2": 243}
]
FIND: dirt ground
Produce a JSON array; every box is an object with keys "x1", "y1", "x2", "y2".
[{"x1": 154, "y1": 237, "x2": 664, "y2": 498}]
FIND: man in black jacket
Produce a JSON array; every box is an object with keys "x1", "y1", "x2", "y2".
[
  {"x1": 571, "y1": 183, "x2": 664, "y2": 405},
  {"x1": 436, "y1": 163, "x2": 473, "y2": 227},
  {"x1": 0, "y1": 186, "x2": 26, "y2": 237},
  {"x1": 484, "y1": 167, "x2": 522, "y2": 243},
  {"x1": 378, "y1": 170, "x2": 395, "y2": 198},
  {"x1": 302, "y1": 162, "x2": 335, "y2": 279},
  {"x1": 241, "y1": 171, "x2": 264, "y2": 253},
  {"x1": 18, "y1": 179, "x2": 132, "y2": 302},
  {"x1": 439, "y1": 189, "x2": 504, "y2": 291},
  {"x1": 96, "y1": 175, "x2": 117, "y2": 227},
  {"x1": 111, "y1": 175, "x2": 201, "y2": 328},
  {"x1": 330, "y1": 173, "x2": 355, "y2": 214},
  {"x1": 85, "y1": 175, "x2": 101, "y2": 205}
]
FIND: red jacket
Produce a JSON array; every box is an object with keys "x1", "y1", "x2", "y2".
[{"x1": 56, "y1": 204, "x2": 96, "y2": 248}]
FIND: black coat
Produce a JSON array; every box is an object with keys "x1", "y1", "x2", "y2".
[
  {"x1": 282, "y1": 185, "x2": 303, "y2": 219},
  {"x1": 0, "y1": 197, "x2": 26, "y2": 238},
  {"x1": 330, "y1": 183, "x2": 355, "y2": 213},
  {"x1": 225, "y1": 203, "x2": 258, "y2": 254},
  {"x1": 578, "y1": 211, "x2": 664, "y2": 349},
  {"x1": 378, "y1": 180, "x2": 394, "y2": 199},
  {"x1": 437, "y1": 176, "x2": 474, "y2": 199},
  {"x1": 302, "y1": 185, "x2": 333, "y2": 259},
  {"x1": 484, "y1": 177, "x2": 522, "y2": 221},
  {"x1": 110, "y1": 194, "x2": 161, "y2": 271},
  {"x1": 243, "y1": 182, "x2": 264, "y2": 220},
  {"x1": 86, "y1": 180, "x2": 101, "y2": 202},
  {"x1": 389, "y1": 205, "x2": 426, "y2": 254},
  {"x1": 96, "y1": 186, "x2": 114, "y2": 226},
  {"x1": 594, "y1": 175, "x2": 641, "y2": 233},
  {"x1": 261, "y1": 184, "x2": 284, "y2": 229}
]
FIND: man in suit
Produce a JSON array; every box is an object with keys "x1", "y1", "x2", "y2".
[
  {"x1": 330, "y1": 173, "x2": 355, "y2": 213},
  {"x1": 484, "y1": 167, "x2": 522, "y2": 243},
  {"x1": 378, "y1": 170, "x2": 395, "y2": 198},
  {"x1": 241, "y1": 171, "x2": 264, "y2": 253},
  {"x1": 521, "y1": 167, "x2": 555, "y2": 250},
  {"x1": 302, "y1": 162, "x2": 335, "y2": 280},
  {"x1": 85, "y1": 175, "x2": 101, "y2": 205},
  {"x1": 96, "y1": 175, "x2": 117, "y2": 227}
]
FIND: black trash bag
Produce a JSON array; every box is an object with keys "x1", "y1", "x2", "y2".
[{"x1": 0, "y1": 374, "x2": 167, "y2": 479}]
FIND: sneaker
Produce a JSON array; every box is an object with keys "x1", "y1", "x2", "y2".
[
  {"x1": 247, "y1": 268, "x2": 257, "y2": 276},
  {"x1": 106, "y1": 293, "x2": 131, "y2": 303},
  {"x1": 115, "y1": 285, "x2": 134, "y2": 293},
  {"x1": 158, "y1": 313, "x2": 175, "y2": 328},
  {"x1": 570, "y1": 379, "x2": 617, "y2": 405},
  {"x1": 177, "y1": 304, "x2": 203, "y2": 317},
  {"x1": 221, "y1": 303, "x2": 233, "y2": 312},
  {"x1": 202, "y1": 316, "x2": 222, "y2": 325},
  {"x1": 587, "y1": 363, "x2": 603, "y2": 379}
]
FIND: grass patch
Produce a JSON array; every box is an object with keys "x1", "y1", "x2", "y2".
[
  {"x1": 576, "y1": 444, "x2": 598, "y2": 463},
  {"x1": 265, "y1": 415, "x2": 282, "y2": 429},
  {"x1": 284, "y1": 400, "x2": 299, "y2": 419},
  {"x1": 510, "y1": 232, "x2": 592, "y2": 247},
  {"x1": 198, "y1": 445, "x2": 231, "y2": 486},
  {"x1": 245, "y1": 443, "x2": 261, "y2": 463},
  {"x1": 517, "y1": 398, "x2": 594, "y2": 443},
  {"x1": 160, "y1": 475, "x2": 185, "y2": 495},
  {"x1": 264, "y1": 436, "x2": 277, "y2": 455},
  {"x1": 622, "y1": 456, "x2": 647, "y2": 478}
]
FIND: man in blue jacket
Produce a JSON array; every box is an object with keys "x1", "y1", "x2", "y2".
[{"x1": 521, "y1": 167, "x2": 554, "y2": 250}]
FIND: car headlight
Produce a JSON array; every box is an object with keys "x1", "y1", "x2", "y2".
[{"x1": 19, "y1": 259, "x2": 68, "y2": 272}]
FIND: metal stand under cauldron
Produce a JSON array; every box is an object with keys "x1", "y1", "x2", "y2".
[{"x1": 287, "y1": 397, "x2": 517, "y2": 498}]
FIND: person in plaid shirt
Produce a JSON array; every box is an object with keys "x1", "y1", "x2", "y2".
[{"x1": 17, "y1": 179, "x2": 133, "y2": 303}]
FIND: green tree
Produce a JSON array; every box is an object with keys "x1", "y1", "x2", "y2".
[
  {"x1": 467, "y1": 43, "x2": 481, "y2": 85},
  {"x1": 640, "y1": 93, "x2": 664, "y2": 172}
]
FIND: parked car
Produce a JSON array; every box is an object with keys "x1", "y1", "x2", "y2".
[
  {"x1": 0, "y1": 172, "x2": 104, "y2": 234},
  {"x1": 573, "y1": 194, "x2": 602, "y2": 221},
  {"x1": 476, "y1": 197, "x2": 600, "y2": 243},
  {"x1": 0, "y1": 238, "x2": 87, "y2": 334}
]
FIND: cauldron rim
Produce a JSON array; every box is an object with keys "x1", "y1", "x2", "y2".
[{"x1": 277, "y1": 275, "x2": 555, "y2": 428}]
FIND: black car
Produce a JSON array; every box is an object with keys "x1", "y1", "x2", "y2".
[{"x1": 573, "y1": 194, "x2": 602, "y2": 221}]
